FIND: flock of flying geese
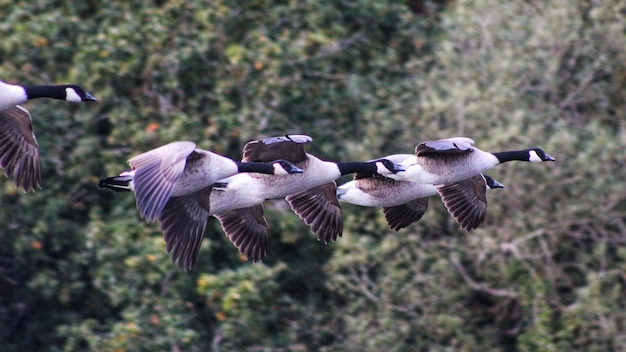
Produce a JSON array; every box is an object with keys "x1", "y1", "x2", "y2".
[{"x1": 0, "y1": 80, "x2": 556, "y2": 271}]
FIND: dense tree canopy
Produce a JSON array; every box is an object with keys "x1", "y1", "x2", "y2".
[{"x1": 1, "y1": 0, "x2": 626, "y2": 351}]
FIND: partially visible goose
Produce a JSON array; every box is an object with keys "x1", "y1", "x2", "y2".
[
  {"x1": 338, "y1": 166, "x2": 503, "y2": 230},
  {"x1": 97, "y1": 141, "x2": 304, "y2": 222},
  {"x1": 157, "y1": 134, "x2": 404, "y2": 267},
  {"x1": 0, "y1": 80, "x2": 97, "y2": 191},
  {"x1": 385, "y1": 137, "x2": 555, "y2": 185},
  {"x1": 0, "y1": 81, "x2": 97, "y2": 111},
  {"x1": 239, "y1": 134, "x2": 403, "y2": 243}
]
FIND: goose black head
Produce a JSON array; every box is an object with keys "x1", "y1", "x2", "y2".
[
  {"x1": 374, "y1": 158, "x2": 405, "y2": 175},
  {"x1": 482, "y1": 175, "x2": 505, "y2": 189},
  {"x1": 273, "y1": 160, "x2": 304, "y2": 175},
  {"x1": 528, "y1": 148, "x2": 555, "y2": 162},
  {"x1": 65, "y1": 84, "x2": 97, "y2": 103}
]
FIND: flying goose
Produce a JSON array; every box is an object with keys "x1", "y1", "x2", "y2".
[
  {"x1": 99, "y1": 172, "x2": 305, "y2": 272},
  {"x1": 0, "y1": 80, "x2": 97, "y2": 191},
  {"x1": 0, "y1": 80, "x2": 97, "y2": 111},
  {"x1": 239, "y1": 135, "x2": 402, "y2": 239},
  {"x1": 156, "y1": 134, "x2": 404, "y2": 268},
  {"x1": 385, "y1": 137, "x2": 555, "y2": 185},
  {"x1": 230, "y1": 134, "x2": 403, "y2": 243},
  {"x1": 338, "y1": 164, "x2": 504, "y2": 230},
  {"x1": 97, "y1": 141, "x2": 304, "y2": 222}
]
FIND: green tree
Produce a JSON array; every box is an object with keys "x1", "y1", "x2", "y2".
[{"x1": 1, "y1": 0, "x2": 625, "y2": 351}]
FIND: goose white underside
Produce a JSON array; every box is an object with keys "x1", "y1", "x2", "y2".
[
  {"x1": 0, "y1": 82, "x2": 28, "y2": 111},
  {"x1": 210, "y1": 174, "x2": 269, "y2": 214},
  {"x1": 119, "y1": 170, "x2": 136, "y2": 191}
]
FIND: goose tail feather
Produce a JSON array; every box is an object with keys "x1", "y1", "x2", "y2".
[{"x1": 98, "y1": 173, "x2": 134, "y2": 192}]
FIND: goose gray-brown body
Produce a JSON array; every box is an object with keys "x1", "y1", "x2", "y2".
[{"x1": 386, "y1": 137, "x2": 555, "y2": 185}]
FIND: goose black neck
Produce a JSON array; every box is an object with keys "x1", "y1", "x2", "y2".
[
  {"x1": 23, "y1": 85, "x2": 66, "y2": 100},
  {"x1": 236, "y1": 161, "x2": 275, "y2": 174},
  {"x1": 337, "y1": 162, "x2": 377, "y2": 176},
  {"x1": 492, "y1": 150, "x2": 530, "y2": 163}
]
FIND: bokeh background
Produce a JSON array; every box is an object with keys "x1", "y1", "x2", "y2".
[{"x1": 1, "y1": 0, "x2": 626, "y2": 351}]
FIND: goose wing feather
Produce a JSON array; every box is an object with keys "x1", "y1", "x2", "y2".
[
  {"x1": 0, "y1": 106, "x2": 40, "y2": 191},
  {"x1": 415, "y1": 137, "x2": 475, "y2": 156},
  {"x1": 383, "y1": 198, "x2": 429, "y2": 231},
  {"x1": 159, "y1": 186, "x2": 212, "y2": 271},
  {"x1": 286, "y1": 183, "x2": 343, "y2": 244},
  {"x1": 437, "y1": 175, "x2": 489, "y2": 231},
  {"x1": 128, "y1": 141, "x2": 197, "y2": 221},
  {"x1": 215, "y1": 205, "x2": 269, "y2": 262},
  {"x1": 242, "y1": 134, "x2": 311, "y2": 162}
]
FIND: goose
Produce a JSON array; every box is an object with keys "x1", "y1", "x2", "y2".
[
  {"x1": 100, "y1": 170, "x2": 304, "y2": 272},
  {"x1": 97, "y1": 141, "x2": 304, "y2": 222},
  {"x1": 0, "y1": 80, "x2": 97, "y2": 111},
  {"x1": 155, "y1": 134, "x2": 404, "y2": 268},
  {"x1": 0, "y1": 80, "x2": 97, "y2": 191},
  {"x1": 227, "y1": 134, "x2": 403, "y2": 243},
  {"x1": 338, "y1": 163, "x2": 504, "y2": 230},
  {"x1": 385, "y1": 137, "x2": 555, "y2": 185}
]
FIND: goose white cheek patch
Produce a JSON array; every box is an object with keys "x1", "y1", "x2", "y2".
[
  {"x1": 273, "y1": 163, "x2": 290, "y2": 175},
  {"x1": 528, "y1": 150, "x2": 543, "y2": 163},
  {"x1": 375, "y1": 162, "x2": 390, "y2": 175},
  {"x1": 65, "y1": 88, "x2": 82, "y2": 102}
]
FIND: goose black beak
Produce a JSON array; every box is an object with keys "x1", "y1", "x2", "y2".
[
  {"x1": 544, "y1": 154, "x2": 556, "y2": 162},
  {"x1": 289, "y1": 166, "x2": 304, "y2": 174},
  {"x1": 392, "y1": 165, "x2": 406, "y2": 174},
  {"x1": 84, "y1": 92, "x2": 98, "y2": 102},
  {"x1": 491, "y1": 180, "x2": 505, "y2": 189}
]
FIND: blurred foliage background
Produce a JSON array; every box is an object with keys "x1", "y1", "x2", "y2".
[{"x1": 1, "y1": 0, "x2": 626, "y2": 351}]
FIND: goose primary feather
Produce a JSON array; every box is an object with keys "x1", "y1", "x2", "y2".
[
  {"x1": 436, "y1": 174, "x2": 503, "y2": 231},
  {"x1": 0, "y1": 80, "x2": 97, "y2": 191}
]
